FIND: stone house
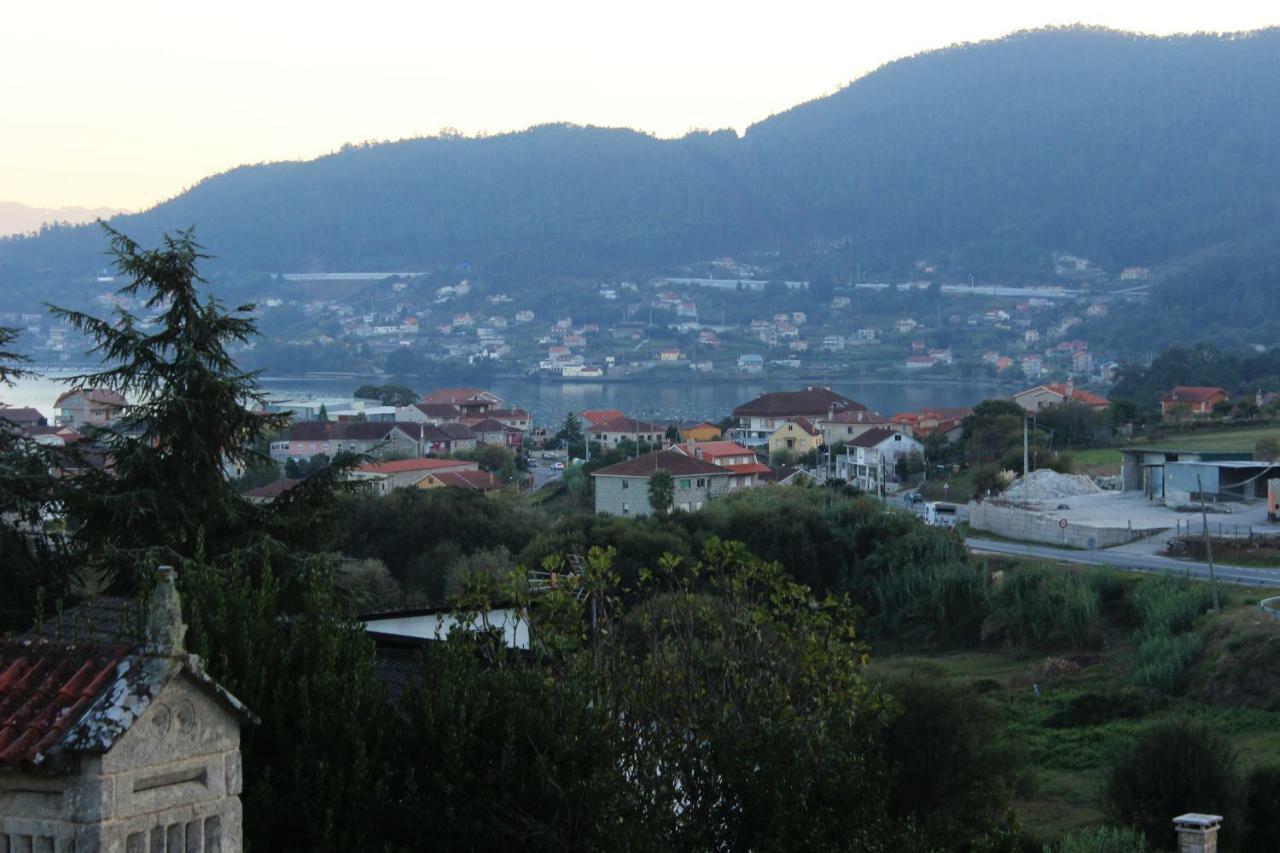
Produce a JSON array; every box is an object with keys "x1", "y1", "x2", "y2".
[
  {"x1": 0, "y1": 568, "x2": 252, "y2": 852},
  {"x1": 591, "y1": 449, "x2": 731, "y2": 516}
]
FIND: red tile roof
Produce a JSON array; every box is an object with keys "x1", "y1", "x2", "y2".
[
  {"x1": 1161, "y1": 386, "x2": 1228, "y2": 404},
  {"x1": 433, "y1": 470, "x2": 501, "y2": 491},
  {"x1": 580, "y1": 409, "x2": 625, "y2": 426},
  {"x1": 421, "y1": 388, "x2": 500, "y2": 405},
  {"x1": 587, "y1": 415, "x2": 665, "y2": 434},
  {"x1": 591, "y1": 449, "x2": 728, "y2": 478},
  {"x1": 726, "y1": 462, "x2": 772, "y2": 475},
  {"x1": 732, "y1": 387, "x2": 865, "y2": 418},
  {"x1": 1044, "y1": 384, "x2": 1110, "y2": 407},
  {"x1": 0, "y1": 640, "x2": 130, "y2": 768},
  {"x1": 683, "y1": 441, "x2": 754, "y2": 459}
]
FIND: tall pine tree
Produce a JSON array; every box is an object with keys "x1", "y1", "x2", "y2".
[{"x1": 50, "y1": 226, "x2": 342, "y2": 587}]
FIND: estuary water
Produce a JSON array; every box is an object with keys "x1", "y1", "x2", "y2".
[{"x1": 4, "y1": 370, "x2": 1009, "y2": 427}]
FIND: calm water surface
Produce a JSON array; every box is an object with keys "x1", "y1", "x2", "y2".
[{"x1": 5, "y1": 370, "x2": 1008, "y2": 426}]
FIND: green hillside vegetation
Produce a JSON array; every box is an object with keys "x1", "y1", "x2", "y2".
[{"x1": 3, "y1": 27, "x2": 1280, "y2": 291}]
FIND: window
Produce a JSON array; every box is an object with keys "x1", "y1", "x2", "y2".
[
  {"x1": 696, "y1": 478, "x2": 705, "y2": 487},
  {"x1": 680, "y1": 479, "x2": 691, "y2": 489},
  {"x1": 622, "y1": 502, "x2": 629, "y2": 514},
  {"x1": 622, "y1": 480, "x2": 629, "y2": 489}
]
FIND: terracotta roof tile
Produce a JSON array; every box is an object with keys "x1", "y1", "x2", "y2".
[
  {"x1": 0, "y1": 640, "x2": 130, "y2": 768},
  {"x1": 433, "y1": 470, "x2": 501, "y2": 491},
  {"x1": 591, "y1": 449, "x2": 728, "y2": 478}
]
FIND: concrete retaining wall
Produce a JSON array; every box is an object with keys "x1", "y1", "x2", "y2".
[{"x1": 968, "y1": 501, "x2": 1165, "y2": 549}]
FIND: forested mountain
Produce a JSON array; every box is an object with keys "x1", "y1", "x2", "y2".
[{"x1": 2, "y1": 26, "x2": 1279, "y2": 280}]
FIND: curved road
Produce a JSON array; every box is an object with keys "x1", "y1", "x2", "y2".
[{"x1": 965, "y1": 537, "x2": 1280, "y2": 589}]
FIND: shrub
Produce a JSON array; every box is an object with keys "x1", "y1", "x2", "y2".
[
  {"x1": 879, "y1": 675, "x2": 1022, "y2": 850},
  {"x1": 1131, "y1": 632, "x2": 1203, "y2": 693},
  {"x1": 982, "y1": 566, "x2": 1101, "y2": 650},
  {"x1": 1104, "y1": 718, "x2": 1240, "y2": 849},
  {"x1": 1044, "y1": 690, "x2": 1165, "y2": 729},
  {"x1": 1131, "y1": 575, "x2": 1212, "y2": 636},
  {"x1": 1242, "y1": 765, "x2": 1280, "y2": 853},
  {"x1": 1043, "y1": 825, "x2": 1146, "y2": 852}
]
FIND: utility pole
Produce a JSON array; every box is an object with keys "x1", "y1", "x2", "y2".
[
  {"x1": 1197, "y1": 474, "x2": 1221, "y2": 613},
  {"x1": 1023, "y1": 414, "x2": 1030, "y2": 477}
]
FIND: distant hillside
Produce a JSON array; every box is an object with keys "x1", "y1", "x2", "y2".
[
  {"x1": 0, "y1": 202, "x2": 120, "y2": 238},
  {"x1": 2, "y1": 26, "x2": 1279, "y2": 281}
]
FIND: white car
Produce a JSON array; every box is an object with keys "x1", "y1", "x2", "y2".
[{"x1": 552, "y1": 461, "x2": 566, "y2": 470}]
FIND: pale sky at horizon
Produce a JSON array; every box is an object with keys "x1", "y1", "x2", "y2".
[{"x1": 4, "y1": 1, "x2": 1277, "y2": 211}]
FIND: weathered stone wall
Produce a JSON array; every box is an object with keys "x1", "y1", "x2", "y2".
[
  {"x1": 0, "y1": 676, "x2": 244, "y2": 853},
  {"x1": 968, "y1": 501, "x2": 1165, "y2": 548}
]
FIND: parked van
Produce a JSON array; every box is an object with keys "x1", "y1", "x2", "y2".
[{"x1": 924, "y1": 501, "x2": 960, "y2": 527}]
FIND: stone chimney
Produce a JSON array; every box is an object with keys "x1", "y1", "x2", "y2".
[
  {"x1": 144, "y1": 565, "x2": 187, "y2": 657},
  {"x1": 1064, "y1": 376, "x2": 1074, "y2": 399},
  {"x1": 1173, "y1": 813, "x2": 1222, "y2": 853}
]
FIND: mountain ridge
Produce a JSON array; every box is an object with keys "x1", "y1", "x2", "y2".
[{"x1": 3, "y1": 26, "x2": 1279, "y2": 282}]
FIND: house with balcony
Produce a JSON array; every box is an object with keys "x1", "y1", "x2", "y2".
[
  {"x1": 730, "y1": 386, "x2": 865, "y2": 448},
  {"x1": 53, "y1": 388, "x2": 127, "y2": 430},
  {"x1": 835, "y1": 428, "x2": 925, "y2": 494}
]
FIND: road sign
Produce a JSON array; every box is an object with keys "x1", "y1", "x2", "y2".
[{"x1": 1058, "y1": 518, "x2": 1069, "y2": 529}]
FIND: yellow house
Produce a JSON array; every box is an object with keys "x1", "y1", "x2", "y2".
[
  {"x1": 768, "y1": 417, "x2": 823, "y2": 458},
  {"x1": 680, "y1": 421, "x2": 723, "y2": 442}
]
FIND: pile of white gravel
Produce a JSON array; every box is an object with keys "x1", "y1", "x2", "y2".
[{"x1": 1002, "y1": 468, "x2": 1104, "y2": 502}]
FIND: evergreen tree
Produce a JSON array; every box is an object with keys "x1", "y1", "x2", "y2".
[
  {"x1": 0, "y1": 327, "x2": 71, "y2": 628},
  {"x1": 49, "y1": 227, "x2": 324, "y2": 586}
]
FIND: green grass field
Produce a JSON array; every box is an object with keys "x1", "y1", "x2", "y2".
[{"x1": 1071, "y1": 424, "x2": 1280, "y2": 472}]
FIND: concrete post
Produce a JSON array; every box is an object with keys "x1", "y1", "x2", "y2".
[{"x1": 1173, "y1": 813, "x2": 1222, "y2": 853}]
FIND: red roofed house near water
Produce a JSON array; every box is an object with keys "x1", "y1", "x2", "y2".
[
  {"x1": 0, "y1": 567, "x2": 253, "y2": 849},
  {"x1": 1012, "y1": 380, "x2": 1109, "y2": 413},
  {"x1": 730, "y1": 386, "x2": 865, "y2": 448}
]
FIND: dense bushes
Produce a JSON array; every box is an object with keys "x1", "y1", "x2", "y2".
[
  {"x1": 1129, "y1": 576, "x2": 1213, "y2": 693},
  {"x1": 1104, "y1": 718, "x2": 1241, "y2": 850},
  {"x1": 335, "y1": 488, "x2": 542, "y2": 599},
  {"x1": 982, "y1": 566, "x2": 1102, "y2": 650}
]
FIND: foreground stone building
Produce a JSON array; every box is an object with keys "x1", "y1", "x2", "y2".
[{"x1": 0, "y1": 568, "x2": 252, "y2": 852}]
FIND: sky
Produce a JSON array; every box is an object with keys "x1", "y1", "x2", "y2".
[{"x1": 3, "y1": 1, "x2": 1277, "y2": 211}]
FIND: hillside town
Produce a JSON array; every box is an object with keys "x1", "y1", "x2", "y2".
[{"x1": 2, "y1": 251, "x2": 1146, "y2": 387}]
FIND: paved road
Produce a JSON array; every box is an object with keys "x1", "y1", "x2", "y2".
[{"x1": 965, "y1": 537, "x2": 1280, "y2": 589}]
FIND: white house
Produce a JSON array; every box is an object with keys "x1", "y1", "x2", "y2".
[{"x1": 835, "y1": 427, "x2": 924, "y2": 494}]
